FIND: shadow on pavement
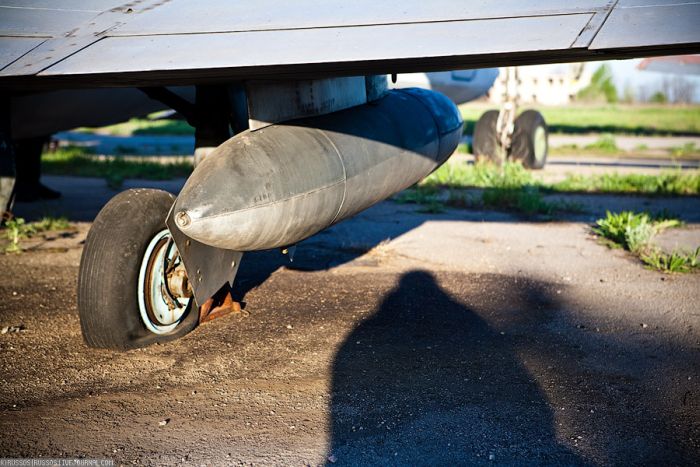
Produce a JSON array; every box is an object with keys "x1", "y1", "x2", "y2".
[{"x1": 327, "y1": 270, "x2": 581, "y2": 465}]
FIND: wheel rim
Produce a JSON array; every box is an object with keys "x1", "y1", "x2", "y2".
[
  {"x1": 138, "y1": 229, "x2": 191, "y2": 335},
  {"x1": 533, "y1": 125, "x2": 547, "y2": 163}
]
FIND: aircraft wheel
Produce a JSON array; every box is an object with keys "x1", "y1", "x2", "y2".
[
  {"x1": 510, "y1": 110, "x2": 548, "y2": 170},
  {"x1": 78, "y1": 189, "x2": 198, "y2": 350},
  {"x1": 472, "y1": 110, "x2": 505, "y2": 164}
]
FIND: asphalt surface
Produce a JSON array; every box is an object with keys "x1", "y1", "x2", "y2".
[{"x1": 1, "y1": 173, "x2": 699, "y2": 465}]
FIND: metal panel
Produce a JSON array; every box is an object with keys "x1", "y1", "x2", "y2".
[
  {"x1": 0, "y1": 0, "x2": 168, "y2": 77},
  {"x1": 591, "y1": 3, "x2": 700, "y2": 50},
  {"x1": 247, "y1": 77, "x2": 367, "y2": 130},
  {"x1": 111, "y1": 0, "x2": 611, "y2": 36},
  {"x1": 0, "y1": 37, "x2": 45, "y2": 70},
  {"x1": 0, "y1": 0, "x2": 699, "y2": 87},
  {"x1": 0, "y1": 0, "x2": 122, "y2": 10},
  {"x1": 0, "y1": 7, "x2": 96, "y2": 36},
  {"x1": 42, "y1": 14, "x2": 593, "y2": 76}
]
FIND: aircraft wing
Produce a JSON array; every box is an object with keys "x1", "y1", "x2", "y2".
[{"x1": 1, "y1": 0, "x2": 699, "y2": 89}]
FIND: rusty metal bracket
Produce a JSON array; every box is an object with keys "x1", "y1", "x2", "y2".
[
  {"x1": 198, "y1": 284, "x2": 242, "y2": 324},
  {"x1": 166, "y1": 206, "x2": 243, "y2": 308}
]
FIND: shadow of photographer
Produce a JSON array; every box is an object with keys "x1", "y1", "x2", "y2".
[{"x1": 327, "y1": 270, "x2": 582, "y2": 465}]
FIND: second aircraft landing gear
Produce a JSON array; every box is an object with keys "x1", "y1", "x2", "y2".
[{"x1": 471, "y1": 67, "x2": 548, "y2": 170}]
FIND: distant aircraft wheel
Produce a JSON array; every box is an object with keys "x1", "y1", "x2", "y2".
[
  {"x1": 78, "y1": 189, "x2": 198, "y2": 350},
  {"x1": 472, "y1": 110, "x2": 505, "y2": 164},
  {"x1": 510, "y1": 110, "x2": 548, "y2": 170}
]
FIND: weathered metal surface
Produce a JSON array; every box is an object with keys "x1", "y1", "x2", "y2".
[
  {"x1": 247, "y1": 77, "x2": 367, "y2": 130},
  {"x1": 0, "y1": 1, "x2": 698, "y2": 88},
  {"x1": 33, "y1": 14, "x2": 595, "y2": 78},
  {"x1": 171, "y1": 88, "x2": 462, "y2": 251},
  {"x1": 0, "y1": 37, "x2": 45, "y2": 70},
  {"x1": 591, "y1": 2, "x2": 700, "y2": 50},
  {"x1": 0, "y1": 6, "x2": 97, "y2": 36},
  {"x1": 165, "y1": 212, "x2": 243, "y2": 307},
  {"x1": 0, "y1": 0, "x2": 168, "y2": 77},
  {"x1": 0, "y1": 0, "x2": 123, "y2": 10},
  {"x1": 365, "y1": 75, "x2": 388, "y2": 102},
  {"x1": 108, "y1": 0, "x2": 612, "y2": 36}
]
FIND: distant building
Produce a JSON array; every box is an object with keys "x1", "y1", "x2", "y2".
[{"x1": 488, "y1": 64, "x2": 592, "y2": 106}]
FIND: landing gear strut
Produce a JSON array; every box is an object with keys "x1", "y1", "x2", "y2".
[
  {"x1": 78, "y1": 84, "x2": 248, "y2": 350},
  {"x1": 472, "y1": 67, "x2": 548, "y2": 169}
]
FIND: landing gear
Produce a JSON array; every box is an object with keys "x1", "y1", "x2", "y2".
[
  {"x1": 471, "y1": 108, "x2": 548, "y2": 170},
  {"x1": 472, "y1": 110, "x2": 505, "y2": 164},
  {"x1": 510, "y1": 110, "x2": 548, "y2": 169},
  {"x1": 472, "y1": 66, "x2": 547, "y2": 170},
  {"x1": 78, "y1": 189, "x2": 198, "y2": 350}
]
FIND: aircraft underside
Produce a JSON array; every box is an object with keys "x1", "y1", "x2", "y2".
[
  {"x1": 70, "y1": 76, "x2": 463, "y2": 349},
  {"x1": 1, "y1": 0, "x2": 699, "y2": 349}
]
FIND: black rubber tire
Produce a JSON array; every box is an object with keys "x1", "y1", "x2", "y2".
[
  {"x1": 78, "y1": 189, "x2": 198, "y2": 350},
  {"x1": 509, "y1": 110, "x2": 548, "y2": 170},
  {"x1": 472, "y1": 110, "x2": 505, "y2": 164}
]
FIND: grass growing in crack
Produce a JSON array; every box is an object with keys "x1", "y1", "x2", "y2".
[
  {"x1": 428, "y1": 160, "x2": 700, "y2": 196},
  {"x1": 481, "y1": 185, "x2": 553, "y2": 216},
  {"x1": 552, "y1": 171, "x2": 700, "y2": 196},
  {"x1": 669, "y1": 142, "x2": 699, "y2": 158},
  {"x1": 584, "y1": 134, "x2": 619, "y2": 153},
  {"x1": 394, "y1": 186, "x2": 447, "y2": 214},
  {"x1": 639, "y1": 247, "x2": 700, "y2": 273},
  {"x1": 423, "y1": 160, "x2": 537, "y2": 190},
  {"x1": 397, "y1": 163, "x2": 583, "y2": 216},
  {"x1": 2, "y1": 216, "x2": 71, "y2": 253},
  {"x1": 400, "y1": 159, "x2": 698, "y2": 216},
  {"x1": 593, "y1": 211, "x2": 697, "y2": 273},
  {"x1": 42, "y1": 146, "x2": 193, "y2": 188}
]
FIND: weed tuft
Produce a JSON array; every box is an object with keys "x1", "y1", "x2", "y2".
[
  {"x1": 640, "y1": 247, "x2": 700, "y2": 273},
  {"x1": 584, "y1": 134, "x2": 619, "y2": 153},
  {"x1": 2, "y1": 216, "x2": 71, "y2": 253},
  {"x1": 669, "y1": 142, "x2": 698, "y2": 158},
  {"x1": 593, "y1": 211, "x2": 696, "y2": 273}
]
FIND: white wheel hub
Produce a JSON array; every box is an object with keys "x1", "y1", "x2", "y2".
[
  {"x1": 533, "y1": 125, "x2": 547, "y2": 162},
  {"x1": 138, "y1": 229, "x2": 190, "y2": 335}
]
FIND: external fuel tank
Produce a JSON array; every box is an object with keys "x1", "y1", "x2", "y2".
[{"x1": 172, "y1": 88, "x2": 462, "y2": 251}]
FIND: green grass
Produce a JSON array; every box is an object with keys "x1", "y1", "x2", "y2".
[
  {"x1": 77, "y1": 118, "x2": 194, "y2": 136},
  {"x1": 396, "y1": 161, "x2": 699, "y2": 216},
  {"x1": 639, "y1": 247, "x2": 700, "y2": 273},
  {"x1": 397, "y1": 162, "x2": 583, "y2": 216},
  {"x1": 426, "y1": 160, "x2": 700, "y2": 196},
  {"x1": 2, "y1": 216, "x2": 71, "y2": 253},
  {"x1": 583, "y1": 134, "x2": 619, "y2": 153},
  {"x1": 552, "y1": 171, "x2": 700, "y2": 196},
  {"x1": 668, "y1": 142, "x2": 699, "y2": 158},
  {"x1": 42, "y1": 146, "x2": 193, "y2": 188},
  {"x1": 460, "y1": 104, "x2": 700, "y2": 136},
  {"x1": 593, "y1": 211, "x2": 697, "y2": 273}
]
